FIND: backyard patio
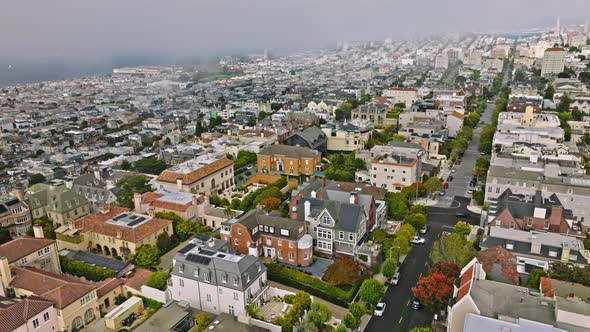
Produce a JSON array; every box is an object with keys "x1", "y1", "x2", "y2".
[{"x1": 258, "y1": 299, "x2": 290, "y2": 322}]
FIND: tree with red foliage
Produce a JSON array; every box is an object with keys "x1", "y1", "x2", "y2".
[
  {"x1": 412, "y1": 272, "x2": 455, "y2": 312},
  {"x1": 323, "y1": 258, "x2": 362, "y2": 286},
  {"x1": 430, "y1": 262, "x2": 460, "y2": 279},
  {"x1": 260, "y1": 197, "x2": 282, "y2": 212}
]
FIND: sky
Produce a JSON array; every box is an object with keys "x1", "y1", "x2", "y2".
[{"x1": 0, "y1": 0, "x2": 589, "y2": 84}]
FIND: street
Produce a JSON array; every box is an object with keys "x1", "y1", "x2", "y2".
[{"x1": 365, "y1": 197, "x2": 479, "y2": 332}]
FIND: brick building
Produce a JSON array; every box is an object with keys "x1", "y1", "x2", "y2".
[{"x1": 221, "y1": 210, "x2": 313, "y2": 267}]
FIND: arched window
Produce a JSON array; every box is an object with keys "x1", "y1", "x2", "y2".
[
  {"x1": 84, "y1": 308, "x2": 95, "y2": 323},
  {"x1": 71, "y1": 316, "x2": 83, "y2": 331}
]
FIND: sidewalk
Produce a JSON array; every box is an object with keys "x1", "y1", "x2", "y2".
[{"x1": 267, "y1": 281, "x2": 349, "y2": 319}]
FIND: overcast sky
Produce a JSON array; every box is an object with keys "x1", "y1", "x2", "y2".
[{"x1": 1, "y1": 0, "x2": 589, "y2": 60}]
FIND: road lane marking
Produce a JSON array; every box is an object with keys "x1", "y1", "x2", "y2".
[
  {"x1": 407, "y1": 300, "x2": 410, "y2": 306},
  {"x1": 399, "y1": 316, "x2": 403, "y2": 324}
]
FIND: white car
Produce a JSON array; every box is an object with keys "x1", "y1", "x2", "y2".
[
  {"x1": 411, "y1": 236, "x2": 425, "y2": 245},
  {"x1": 374, "y1": 301, "x2": 386, "y2": 316},
  {"x1": 419, "y1": 225, "x2": 428, "y2": 234},
  {"x1": 390, "y1": 272, "x2": 400, "y2": 286},
  {"x1": 451, "y1": 169, "x2": 457, "y2": 173}
]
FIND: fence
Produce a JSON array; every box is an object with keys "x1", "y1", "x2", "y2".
[{"x1": 140, "y1": 285, "x2": 170, "y2": 304}]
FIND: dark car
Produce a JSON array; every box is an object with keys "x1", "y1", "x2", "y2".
[
  {"x1": 411, "y1": 298, "x2": 421, "y2": 310},
  {"x1": 456, "y1": 212, "x2": 471, "y2": 218},
  {"x1": 447, "y1": 176, "x2": 454, "y2": 181}
]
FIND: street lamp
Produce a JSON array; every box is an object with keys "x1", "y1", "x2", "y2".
[{"x1": 389, "y1": 245, "x2": 401, "y2": 261}]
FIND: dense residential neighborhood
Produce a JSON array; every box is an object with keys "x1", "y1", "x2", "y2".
[{"x1": 1, "y1": 14, "x2": 590, "y2": 332}]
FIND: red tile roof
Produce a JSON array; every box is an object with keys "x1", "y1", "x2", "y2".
[
  {"x1": 156, "y1": 158, "x2": 233, "y2": 185},
  {"x1": 451, "y1": 111, "x2": 465, "y2": 120},
  {"x1": 150, "y1": 199, "x2": 192, "y2": 212},
  {"x1": 123, "y1": 268, "x2": 151, "y2": 291},
  {"x1": 456, "y1": 266, "x2": 474, "y2": 303},
  {"x1": 0, "y1": 296, "x2": 54, "y2": 331},
  {"x1": 0, "y1": 237, "x2": 56, "y2": 263},
  {"x1": 389, "y1": 87, "x2": 417, "y2": 92},
  {"x1": 477, "y1": 246, "x2": 519, "y2": 285},
  {"x1": 546, "y1": 47, "x2": 565, "y2": 52},
  {"x1": 141, "y1": 192, "x2": 163, "y2": 205},
  {"x1": 10, "y1": 266, "x2": 95, "y2": 309},
  {"x1": 540, "y1": 277, "x2": 554, "y2": 297},
  {"x1": 96, "y1": 278, "x2": 124, "y2": 298},
  {"x1": 73, "y1": 206, "x2": 172, "y2": 243}
]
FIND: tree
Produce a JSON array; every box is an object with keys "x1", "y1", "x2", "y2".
[
  {"x1": 430, "y1": 233, "x2": 477, "y2": 267},
  {"x1": 410, "y1": 327, "x2": 433, "y2": 332},
  {"x1": 116, "y1": 175, "x2": 152, "y2": 208},
  {"x1": 132, "y1": 245, "x2": 161, "y2": 269},
  {"x1": 134, "y1": 157, "x2": 168, "y2": 175},
  {"x1": 156, "y1": 233, "x2": 173, "y2": 252},
  {"x1": 423, "y1": 177, "x2": 442, "y2": 196},
  {"x1": 412, "y1": 272, "x2": 455, "y2": 312},
  {"x1": 121, "y1": 160, "x2": 131, "y2": 170},
  {"x1": 479, "y1": 124, "x2": 495, "y2": 153},
  {"x1": 359, "y1": 278, "x2": 385, "y2": 306},
  {"x1": 473, "y1": 157, "x2": 490, "y2": 178},
  {"x1": 431, "y1": 262, "x2": 461, "y2": 278},
  {"x1": 527, "y1": 269, "x2": 547, "y2": 289},
  {"x1": 386, "y1": 193, "x2": 408, "y2": 220},
  {"x1": 397, "y1": 224, "x2": 416, "y2": 241},
  {"x1": 382, "y1": 259, "x2": 398, "y2": 279},
  {"x1": 208, "y1": 116, "x2": 223, "y2": 129},
  {"x1": 392, "y1": 236, "x2": 410, "y2": 255},
  {"x1": 194, "y1": 121, "x2": 206, "y2": 137},
  {"x1": 233, "y1": 150, "x2": 257, "y2": 169},
  {"x1": 406, "y1": 213, "x2": 427, "y2": 230},
  {"x1": 349, "y1": 302, "x2": 365, "y2": 320},
  {"x1": 28, "y1": 173, "x2": 46, "y2": 186},
  {"x1": 343, "y1": 313, "x2": 359, "y2": 330},
  {"x1": 324, "y1": 152, "x2": 366, "y2": 182},
  {"x1": 454, "y1": 221, "x2": 471, "y2": 237},
  {"x1": 308, "y1": 302, "x2": 332, "y2": 329},
  {"x1": 579, "y1": 72, "x2": 590, "y2": 84},
  {"x1": 146, "y1": 270, "x2": 169, "y2": 290},
  {"x1": 410, "y1": 204, "x2": 428, "y2": 215},
  {"x1": 194, "y1": 313, "x2": 213, "y2": 332},
  {"x1": 544, "y1": 85, "x2": 555, "y2": 100},
  {"x1": 260, "y1": 197, "x2": 282, "y2": 212},
  {"x1": 323, "y1": 258, "x2": 362, "y2": 286},
  {"x1": 557, "y1": 94, "x2": 571, "y2": 113}
]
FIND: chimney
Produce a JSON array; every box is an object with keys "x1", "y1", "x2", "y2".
[
  {"x1": 13, "y1": 188, "x2": 24, "y2": 202},
  {"x1": 0, "y1": 257, "x2": 11, "y2": 296},
  {"x1": 322, "y1": 177, "x2": 327, "y2": 187},
  {"x1": 192, "y1": 195, "x2": 199, "y2": 206},
  {"x1": 98, "y1": 203, "x2": 110, "y2": 214},
  {"x1": 94, "y1": 168, "x2": 101, "y2": 181},
  {"x1": 304, "y1": 200, "x2": 311, "y2": 218},
  {"x1": 133, "y1": 193, "x2": 143, "y2": 212},
  {"x1": 32, "y1": 225, "x2": 44, "y2": 239},
  {"x1": 248, "y1": 244, "x2": 259, "y2": 257},
  {"x1": 176, "y1": 178, "x2": 183, "y2": 191},
  {"x1": 349, "y1": 192, "x2": 359, "y2": 204},
  {"x1": 311, "y1": 190, "x2": 317, "y2": 199}
]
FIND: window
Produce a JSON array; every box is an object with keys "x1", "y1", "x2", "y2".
[
  {"x1": 222, "y1": 274, "x2": 227, "y2": 283},
  {"x1": 179, "y1": 279, "x2": 184, "y2": 287},
  {"x1": 84, "y1": 308, "x2": 95, "y2": 324},
  {"x1": 207, "y1": 294, "x2": 212, "y2": 302},
  {"x1": 204, "y1": 272, "x2": 210, "y2": 282},
  {"x1": 570, "y1": 254, "x2": 578, "y2": 261},
  {"x1": 278, "y1": 250, "x2": 283, "y2": 259},
  {"x1": 506, "y1": 243, "x2": 514, "y2": 250},
  {"x1": 234, "y1": 239, "x2": 238, "y2": 246},
  {"x1": 304, "y1": 253, "x2": 309, "y2": 260},
  {"x1": 237, "y1": 228, "x2": 242, "y2": 235},
  {"x1": 233, "y1": 277, "x2": 239, "y2": 286},
  {"x1": 339, "y1": 231, "x2": 344, "y2": 240},
  {"x1": 33, "y1": 319, "x2": 39, "y2": 328},
  {"x1": 349, "y1": 233, "x2": 354, "y2": 241},
  {"x1": 289, "y1": 252, "x2": 294, "y2": 261},
  {"x1": 317, "y1": 229, "x2": 332, "y2": 240},
  {"x1": 43, "y1": 312, "x2": 50, "y2": 322},
  {"x1": 234, "y1": 292, "x2": 239, "y2": 300},
  {"x1": 544, "y1": 220, "x2": 549, "y2": 229},
  {"x1": 289, "y1": 241, "x2": 294, "y2": 248},
  {"x1": 37, "y1": 250, "x2": 43, "y2": 256},
  {"x1": 549, "y1": 251, "x2": 558, "y2": 258},
  {"x1": 322, "y1": 214, "x2": 331, "y2": 225},
  {"x1": 278, "y1": 240, "x2": 282, "y2": 246},
  {"x1": 179, "y1": 264, "x2": 184, "y2": 274},
  {"x1": 280, "y1": 229, "x2": 289, "y2": 237}
]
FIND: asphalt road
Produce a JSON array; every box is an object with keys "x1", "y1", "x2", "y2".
[{"x1": 365, "y1": 197, "x2": 479, "y2": 332}]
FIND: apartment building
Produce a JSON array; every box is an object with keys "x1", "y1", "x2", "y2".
[
  {"x1": 497, "y1": 109, "x2": 560, "y2": 128},
  {"x1": 221, "y1": 210, "x2": 313, "y2": 266},
  {"x1": 168, "y1": 236, "x2": 268, "y2": 317},
  {"x1": 382, "y1": 87, "x2": 418, "y2": 107},
  {"x1": 55, "y1": 206, "x2": 173, "y2": 259},
  {"x1": 26, "y1": 183, "x2": 90, "y2": 226},
  {"x1": 257, "y1": 145, "x2": 321, "y2": 178},
  {"x1": 284, "y1": 126, "x2": 328, "y2": 156},
  {"x1": 398, "y1": 109, "x2": 449, "y2": 139},
  {"x1": 447, "y1": 258, "x2": 589, "y2": 332},
  {"x1": 355, "y1": 142, "x2": 426, "y2": 192},
  {"x1": 0, "y1": 195, "x2": 32, "y2": 237},
  {"x1": 156, "y1": 153, "x2": 235, "y2": 195},
  {"x1": 541, "y1": 48, "x2": 566, "y2": 76},
  {"x1": 507, "y1": 95, "x2": 543, "y2": 113}
]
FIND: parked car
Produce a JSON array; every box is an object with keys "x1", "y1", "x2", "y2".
[
  {"x1": 451, "y1": 169, "x2": 457, "y2": 173},
  {"x1": 443, "y1": 182, "x2": 449, "y2": 189},
  {"x1": 374, "y1": 301, "x2": 386, "y2": 316},
  {"x1": 439, "y1": 190, "x2": 446, "y2": 196},
  {"x1": 390, "y1": 272, "x2": 400, "y2": 286},
  {"x1": 480, "y1": 152, "x2": 486, "y2": 155},
  {"x1": 411, "y1": 298, "x2": 421, "y2": 309},
  {"x1": 456, "y1": 212, "x2": 470, "y2": 218},
  {"x1": 447, "y1": 176, "x2": 454, "y2": 181},
  {"x1": 411, "y1": 236, "x2": 425, "y2": 245},
  {"x1": 467, "y1": 189, "x2": 473, "y2": 195},
  {"x1": 419, "y1": 225, "x2": 428, "y2": 234}
]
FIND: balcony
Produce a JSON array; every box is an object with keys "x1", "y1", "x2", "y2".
[{"x1": 247, "y1": 283, "x2": 269, "y2": 304}]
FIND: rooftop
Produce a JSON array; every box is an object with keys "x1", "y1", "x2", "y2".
[{"x1": 0, "y1": 237, "x2": 56, "y2": 263}]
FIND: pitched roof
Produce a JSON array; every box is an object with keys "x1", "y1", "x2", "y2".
[
  {"x1": 297, "y1": 197, "x2": 363, "y2": 232},
  {"x1": 156, "y1": 157, "x2": 233, "y2": 185},
  {"x1": 477, "y1": 246, "x2": 519, "y2": 285},
  {"x1": 123, "y1": 268, "x2": 151, "y2": 291},
  {"x1": 233, "y1": 210, "x2": 305, "y2": 241},
  {"x1": 456, "y1": 265, "x2": 474, "y2": 303},
  {"x1": 73, "y1": 206, "x2": 172, "y2": 243},
  {"x1": 0, "y1": 237, "x2": 56, "y2": 263},
  {"x1": 0, "y1": 296, "x2": 54, "y2": 331},
  {"x1": 26, "y1": 185, "x2": 88, "y2": 213},
  {"x1": 450, "y1": 111, "x2": 465, "y2": 120},
  {"x1": 10, "y1": 266, "x2": 95, "y2": 309},
  {"x1": 258, "y1": 145, "x2": 320, "y2": 159},
  {"x1": 96, "y1": 278, "x2": 124, "y2": 298}
]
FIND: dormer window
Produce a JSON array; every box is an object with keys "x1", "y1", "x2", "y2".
[
  {"x1": 222, "y1": 274, "x2": 227, "y2": 283},
  {"x1": 322, "y1": 215, "x2": 330, "y2": 225},
  {"x1": 233, "y1": 277, "x2": 239, "y2": 286},
  {"x1": 179, "y1": 264, "x2": 184, "y2": 273}
]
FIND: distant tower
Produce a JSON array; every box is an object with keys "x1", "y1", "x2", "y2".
[
  {"x1": 556, "y1": 16, "x2": 561, "y2": 35},
  {"x1": 263, "y1": 48, "x2": 269, "y2": 60},
  {"x1": 585, "y1": 18, "x2": 589, "y2": 35}
]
